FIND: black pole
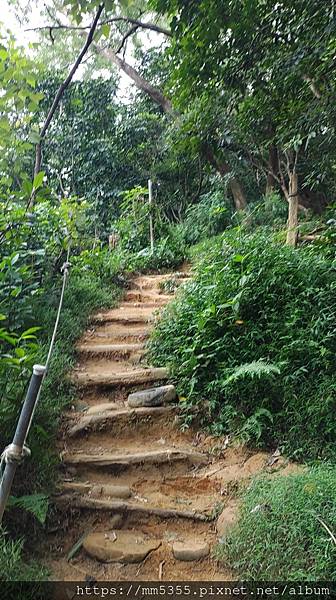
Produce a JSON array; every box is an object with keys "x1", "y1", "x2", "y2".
[{"x1": 0, "y1": 364, "x2": 46, "y2": 523}]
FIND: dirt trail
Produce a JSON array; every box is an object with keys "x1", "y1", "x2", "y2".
[{"x1": 43, "y1": 269, "x2": 299, "y2": 581}]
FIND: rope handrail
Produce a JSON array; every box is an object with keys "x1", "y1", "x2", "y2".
[{"x1": 0, "y1": 243, "x2": 72, "y2": 522}]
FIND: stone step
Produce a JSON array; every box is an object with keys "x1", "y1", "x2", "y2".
[
  {"x1": 72, "y1": 367, "x2": 169, "y2": 388},
  {"x1": 91, "y1": 306, "x2": 159, "y2": 325},
  {"x1": 76, "y1": 343, "x2": 144, "y2": 358},
  {"x1": 68, "y1": 405, "x2": 176, "y2": 437},
  {"x1": 132, "y1": 273, "x2": 191, "y2": 291},
  {"x1": 122, "y1": 301, "x2": 168, "y2": 309},
  {"x1": 124, "y1": 290, "x2": 171, "y2": 304},
  {"x1": 56, "y1": 493, "x2": 212, "y2": 522},
  {"x1": 84, "y1": 323, "x2": 150, "y2": 344},
  {"x1": 57, "y1": 474, "x2": 218, "y2": 521},
  {"x1": 62, "y1": 448, "x2": 208, "y2": 469},
  {"x1": 59, "y1": 481, "x2": 132, "y2": 499},
  {"x1": 86, "y1": 402, "x2": 123, "y2": 414},
  {"x1": 83, "y1": 531, "x2": 161, "y2": 564}
]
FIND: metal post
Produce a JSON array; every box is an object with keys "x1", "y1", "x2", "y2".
[
  {"x1": 0, "y1": 364, "x2": 46, "y2": 524},
  {"x1": 148, "y1": 178, "x2": 154, "y2": 254}
]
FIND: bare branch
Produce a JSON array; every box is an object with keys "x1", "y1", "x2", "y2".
[
  {"x1": 97, "y1": 45, "x2": 175, "y2": 115},
  {"x1": 25, "y1": 17, "x2": 171, "y2": 37},
  {"x1": 116, "y1": 24, "x2": 139, "y2": 55}
]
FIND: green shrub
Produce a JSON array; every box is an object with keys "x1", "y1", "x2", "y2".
[
  {"x1": 127, "y1": 227, "x2": 187, "y2": 272},
  {"x1": 247, "y1": 192, "x2": 288, "y2": 228},
  {"x1": 148, "y1": 229, "x2": 336, "y2": 460},
  {"x1": 181, "y1": 190, "x2": 232, "y2": 245},
  {"x1": 220, "y1": 467, "x2": 336, "y2": 580}
]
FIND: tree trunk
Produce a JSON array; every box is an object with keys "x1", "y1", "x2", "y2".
[
  {"x1": 265, "y1": 145, "x2": 278, "y2": 194},
  {"x1": 96, "y1": 46, "x2": 174, "y2": 116},
  {"x1": 203, "y1": 146, "x2": 247, "y2": 211},
  {"x1": 229, "y1": 176, "x2": 247, "y2": 211},
  {"x1": 286, "y1": 172, "x2": 299, "y2": 247}
]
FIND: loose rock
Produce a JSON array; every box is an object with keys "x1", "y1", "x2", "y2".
[
  {"x1": 83, "y1": 531, "x2": 161, "y2": 563},
  {"x1": 90, "y1": 484, "x2": 132, "y2": 499},
  {"x1": 128, "y1": 385, "x2": 177, "y2": 408},
  {"x1": 172, "y1": 541, "x2": 210, "y2": 561}
]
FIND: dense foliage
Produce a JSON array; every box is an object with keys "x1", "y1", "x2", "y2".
[
  {"x1": 149, "y1": 229, "x2": 336, "y2": 460},
  {"x1": 220, "y1": 467, "x2": 336, "y2": 580}
]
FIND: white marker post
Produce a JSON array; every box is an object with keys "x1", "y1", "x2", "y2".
[{"x1": 148, "y1": 179, "x2": 154, "y2": 254}]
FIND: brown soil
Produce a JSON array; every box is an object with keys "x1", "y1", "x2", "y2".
[{"x1": 41, "y1": 269, "x2": 299, "y2": 581}]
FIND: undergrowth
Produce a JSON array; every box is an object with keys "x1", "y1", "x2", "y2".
[
  {"x1": 219, "y1": 466, "x2": 336, "y2": 580},
  {"x1": 148, "y1": 228, "x2": 336, "y2": 460}
]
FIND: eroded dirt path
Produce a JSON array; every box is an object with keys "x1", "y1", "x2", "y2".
[{"x1": 44, "y1": 270, "x2": 298, "y2": 581}]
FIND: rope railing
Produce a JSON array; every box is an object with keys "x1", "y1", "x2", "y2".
[{"x1": 0, "y1": 245, "x2": 71, "y2": 523}]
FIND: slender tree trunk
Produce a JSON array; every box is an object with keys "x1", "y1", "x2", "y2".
[
  {"x1": 266, "y1": 145, "x2": 278, "y2": 194},
  {"x1": 29, "y1": 4, "x2": 104, "y2": 207},
  {"x1": 218, "y1": 163, "x2": 248, "y2": 212},
  {"x1": 229, "y1": 176, "x2": 247, "y2": 211},
  {"x1": 203, "y1": 146, "x2": 247, "y2": 211},
  {"x1": 286, "y1": 172, "x2": 299, "y2": 247}
]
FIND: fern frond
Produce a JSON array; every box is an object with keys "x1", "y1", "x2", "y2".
[
  {"x1": 8, "y1": 494, "x2": 49, "y2": 524},
  {"x1": 222, "y1": 360, "x2": 281, "y2": 387}
]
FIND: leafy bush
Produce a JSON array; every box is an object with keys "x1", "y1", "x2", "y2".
[
  {"x1": 1, "y1": 240, "x2": 121, "y2": 534},
  {"x1": 247, "y1": 192, "x2": 288, "y2": 228},
  {"x1": 180, "y1": 190, "x2": 232, "y2": 245},
  {"x1": 220, "y1": 467, "x2": 336, "y2": 580},
  {"x1": 148, "y1": 229, "x2": 336, "y2": 460},
  {"x1": 126, "y1": 226, "x2": 187, "y2": 272}
]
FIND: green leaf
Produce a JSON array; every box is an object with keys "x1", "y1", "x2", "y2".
[
  {"x1": 20, "y1": 326, "x2": 41, "y2": 339},
  {"x1": 222, "y1": 360, "x2": 281, "y2": 387},
  {"x1": 101, "y1": 24, "x2": 111, "y2": 38},
  {"x1": 33, "y1": 171, "x2": 45, "y2": 190},
  {"x1": 232, "y1": 254, "x2": 245, "y2": 263},
  {"x1": 22, "y1": 179, "x2": 33, "y2": 196},
  {"x1": 28, "y1": 130, "x2": 41, "y2": 144}
]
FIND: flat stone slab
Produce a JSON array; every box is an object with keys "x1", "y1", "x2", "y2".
[
  {"x1": 128, "y1": 385, "x2": 177, "y2": 408},
  {"x1": 172, "y1": 541, "x2": 210, "y2": 561},
  {"x1": 73, "y1": 367, "x2": 169, "y2": 388},
  {"x1": 68, "y1": 406, "x2": 175, "y2": 437},
  {"x1": 60, "y1": 482, "x2": 131, "y2": 500},
  {"x1": 63, "y1": 448, "x2": 207, "y2": 468},
  {"x1": 77, "y1": 343, "x2": 143, "y2": 356},
  {"x1": 83, "y1": 531, "x2": 161, "y2": 563}
]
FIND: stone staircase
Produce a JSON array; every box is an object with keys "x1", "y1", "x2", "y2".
[{"x1": 45, "y1": 270, "x2": 278, "y2": 581}]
